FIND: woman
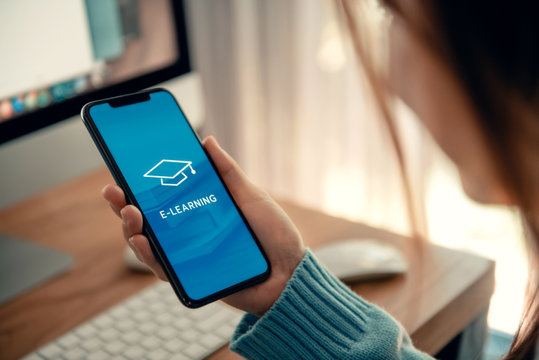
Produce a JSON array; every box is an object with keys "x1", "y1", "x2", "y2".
[{"x1": 103, "y1": 0, "x2": 539, "y2": 358}]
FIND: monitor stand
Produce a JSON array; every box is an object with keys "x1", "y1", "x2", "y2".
[{"x1": 0, "y1": 234, "x2": 72, "y2": 305}]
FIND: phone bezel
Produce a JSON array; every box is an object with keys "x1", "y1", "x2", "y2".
[{"x1": 80, "y1": 88, "x2": 271, "y2": 308}]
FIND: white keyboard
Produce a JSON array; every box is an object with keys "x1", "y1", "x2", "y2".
[{"x1": 22, "y1": 282, "x2": 243, "y2": 360}]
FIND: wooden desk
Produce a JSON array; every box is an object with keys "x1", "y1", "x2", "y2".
[{"x1": 0, "y1": 168, "x2": 495, "y2": 359}]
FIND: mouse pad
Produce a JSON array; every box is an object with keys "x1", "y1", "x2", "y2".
[{"x1": 0, "y1": 235, "x2": 72, "y2": 305}]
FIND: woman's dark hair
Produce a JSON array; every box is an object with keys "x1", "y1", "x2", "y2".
[{"x1": 340, "y1": 1, "x2": 539, "y2": 358}]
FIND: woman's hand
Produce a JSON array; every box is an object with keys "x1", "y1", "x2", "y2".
[{"x1": 102, "y1": 136, "x2": 305, "y2": 316}]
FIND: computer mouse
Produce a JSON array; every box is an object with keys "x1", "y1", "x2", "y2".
[
  {"x1": 313, "y1": 238, "x2": 408, "y2": 283},
  {"x1": 124, "y1": 246, "x2": 152, "y2": 273},
  {"x1": 124, "y1": 238, "x2": 408, "y2": 281}
]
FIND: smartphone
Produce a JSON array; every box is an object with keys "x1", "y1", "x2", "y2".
[{"x1": 81, "y1": 88, "x2": 270, "y2": 307}]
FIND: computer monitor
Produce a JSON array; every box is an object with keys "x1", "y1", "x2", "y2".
[
  {"x1": 0, "y1": 0, "x2": 192, "y2": 305},
  {"x1": 0, "y1": 0, "x2": 191, "y2": 144}
]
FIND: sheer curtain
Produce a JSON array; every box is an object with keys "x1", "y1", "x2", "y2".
[{"x1": 186, "y1": 0, "x2": 429, "y2": 235}]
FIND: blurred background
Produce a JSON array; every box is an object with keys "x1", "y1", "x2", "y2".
[{"x1": 0, "y1": 0, "x2": 526, "y2": 341}]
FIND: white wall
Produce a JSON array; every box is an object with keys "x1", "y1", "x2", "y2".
[{"x1": 0, "y1": 73, "x2": 204, "y2": 209}]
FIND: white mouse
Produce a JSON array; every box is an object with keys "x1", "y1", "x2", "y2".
[
  {"x1": 124, "y1": 238, "x2": 408, "y2": 282},
  {"x1": 124, "y1": 246, "x2": 152, "y2": 273},
  {"x1": 313, "y1": 238, "x2": 408, "y2": 283}
]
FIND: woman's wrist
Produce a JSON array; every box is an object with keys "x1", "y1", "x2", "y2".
[{"x1": 253, "y1": 247, "x2": 306, "y2": 317}]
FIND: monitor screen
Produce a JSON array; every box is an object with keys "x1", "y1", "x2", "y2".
[{"x1": 0, "y1": 0, "x2": 190, "y2": 144}]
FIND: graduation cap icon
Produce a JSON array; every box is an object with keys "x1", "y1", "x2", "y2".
[{"x1": 143, "y1": 159, "x2": 196, "y2": 186}]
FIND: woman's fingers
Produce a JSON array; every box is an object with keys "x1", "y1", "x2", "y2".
[
  {"x1": 128, "y1": 234, "x2": 168, "y2": 281},
  {"x1": 118, "y1": 204, "x2": 168, "y2": 281},
  {"x1": 103, "y1": 188, "x2": 168, "y2": 281},
  {"x1": 102, "y1": 184, "x2": 126, "y2": 217},
  {"x1": 118, "y1": 205, "x2": 168, "y2": 281},
  {"x1": 102, "y1": 185, "x2": 143, "y2": 242},
  {"x1": 120, "y1": 205, "x2": 143, "y2": 241}
]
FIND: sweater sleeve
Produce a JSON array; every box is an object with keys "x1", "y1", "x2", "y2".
[{"x1": 229, "y1": 249, "x2": 433, "y2": 360}]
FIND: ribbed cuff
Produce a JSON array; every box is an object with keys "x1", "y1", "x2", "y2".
[{"x1": 229, "y1": 249, "x2": 430, "y2": 360}]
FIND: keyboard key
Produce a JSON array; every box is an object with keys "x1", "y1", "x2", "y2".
[
  {"x1": 57, "y1": 333, "x2": 80, "y2": 349},
  {"x1": 146, "y1": 348, "x2": 169, "y2": 360},
  {"x1": 199, "y1": 333, "x2": 224, "y2": 349},
  {"x1": 63, "y1": 347, "x2": 86, "y2": 359},
  {"x1": 104, "y1": 340, "x2": 127, "y2": 355},
  {"x1": 141, "y1": 287, "x2": 160, "y2": 300},
  {"x1": 189, "y1": 306, "x2": 216, "y2": 320},
  {"x1": 184, "y1": 343, "x2": 209, "y2": 358},
  {"x1": 125, "y1": 296, "x2": 145, "y2": 311},
  {"x1": 215, "y1": 323, "x2": 237, "y2": 339},
  {"x1": 157, "y1": 325, "x2": 177, "y2": 340},
  {"x1": 109, "y1": 305, "x2": 129, "y2": 319},
  {"x1": 99, "y1": 327, "x2": 120, "y2": 341},
  {"x1": 86, "y1": 350, "x2": 110, "y2": 360},
  {"x1": 169, "y1": 353, "x2": 190, "y2": 360},
  {"x1": 164, "y1": 338, "x2": 185, "y2": 353},
  {"x1": 180, "y1": 328, "x2": 202, "y2": 342},
  {"x1": 155, "y1": 282, "x2": 170, "y2": 294},
  {"x1": 148, "y1": 301, "x2": 166, "y2": 314},
  {"x1": 93, "y1": 314, "x2": 114, "y2": 329},
  {"x1": 115, "y1": 318, "x2": 136, "y2": 332},
  {"x1": 38, "y1": 343, "x2": 62, "y2": 358},
  {"x1": 132, "y1": 309, "x2": 151, "y2": 323},
  {"x1": 80, "y1": 337, "x2": 102, "y2": 352},
  {"x1": 140, "y1": 336, "x2": 161, "y2": 350},
  {"x1": 121, "y1": 330, "x2": 142, "y2": 345},
  {"x1": 124, "y1": 345, "x2": 146, "y2": 359},
  {"x1": 75, "y1": 323, "x2": 98, "y2": 339},
  {"x1": 172, "y1": 317, "x2": 191, "y2": 330},
  {"x1": 197, "y1": 310, "x2": 233, "y2": 332},
  {"x1": 139, "y1": 321, "x2": 158, "y2": 335},
  {"x1": 169, "y1": 305, "x2": 186, "y2": 318},
  {"x1": 228, "y1": 313, "x2": 242, "y2": 324},
  {"x1": 156, "y1": 312, "x2": 173, "y2": 325}
]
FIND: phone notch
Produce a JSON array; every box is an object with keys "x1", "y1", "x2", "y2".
[{"x1": 108, "y1": 91, "x2": 151, "y2": 108}]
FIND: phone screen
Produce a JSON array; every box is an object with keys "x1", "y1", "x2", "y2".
[{"x1": 86, "y1": 90, "x2": 269, "y2": 303}]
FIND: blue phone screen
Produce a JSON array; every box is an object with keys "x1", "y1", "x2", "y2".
[{"x1": 89, "y1": 91, "x2": 268, "y2": 300}]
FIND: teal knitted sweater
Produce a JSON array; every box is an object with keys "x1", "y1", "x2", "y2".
[{"x1": 229, "y1": 249, "x2": 433, "y2": 359}]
